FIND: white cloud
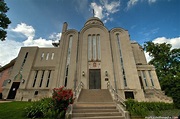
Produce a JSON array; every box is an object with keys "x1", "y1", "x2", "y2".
[
  {"x1": 23, "y1": 36, "x2": 53, "y2": 47},
  {"x1": 90, "y1": 2, "x2": 104, "y2": 19},
  {"x1": 0, "y1": 39, "x2": 23, "y2": 66},
  {"x1": 126, "y1": 0, "x2": 157, "y2": 10},
  {"x1": 152, "y1": 37, "x2": 180, "y2": 49},
  {"x1": 90, "y1": 0, "x2": 120, "y2": 23},
  {"x1": 148, "y1": 0, "x2": 157, "y2": 4},
  {"x1": 101, "y1": 0, "x2": 120, "y2": 13},
  {"x1": 145, "y1": 51, "x2": 152, "y2": 63},
  {"x1": 49, "y1": 32, "x2": 62, "y2": 41},
  {"x1": 127, "y1": 0, "x2": 139, "y2": 10},
  {"x1": 145, "y1": 37, "x2": 180, "y2": 62},
  {"x1": 0, "y1": 23, "x2": 60, "y2": 66},
  {"x1": 12, "y1": 23, "x2": 35, "y2": 37}
]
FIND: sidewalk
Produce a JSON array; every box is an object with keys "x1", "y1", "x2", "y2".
[{"x1": 0, "y1": 100, "x2": 12, "y2": 103}]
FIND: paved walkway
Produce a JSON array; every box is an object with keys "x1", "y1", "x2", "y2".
[{"x1": 0, "y1": 100, "x2": 12, "y2": 103}]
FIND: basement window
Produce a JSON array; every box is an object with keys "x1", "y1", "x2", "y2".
[
  {"x1": 125, "y1": 91, "x2": 134, "y2": 99},
  {"x1": 34, "y1": 91, "x2": 38, "y2": 95}
]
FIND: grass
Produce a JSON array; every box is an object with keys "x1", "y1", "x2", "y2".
[
  {"x1": 159, "y1": 109, "x2": 180, "y2": 117},
  {"x1": 130, "y1": 109, "x2": 180, "y2": 118},
  {"x1": 0, "y1": 101, "x2": 32, "y2": 119},
  {"x1": 0, "y1": 101, "x2": 179, "y2": 119}
]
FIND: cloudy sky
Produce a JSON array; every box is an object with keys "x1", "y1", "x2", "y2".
[{"x1": 0, "y1": 0, "x2": 180, "y2": 66}]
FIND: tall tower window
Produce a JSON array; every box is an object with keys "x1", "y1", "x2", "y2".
[
  {"x1": 46, "y1": 70, "x2": 51, "y2": 87},
  {"x1": 88, "y1": 34, "x2": 101, "y2": 61},
  {"x1": 32, "y1": 70, "x2": 38, "y2": 87},
  {"x1": 148, "y1": 70, "x2": 154, "y2": 86},
  {"x1": 116, "y1": 34, "x2": 127, "y2": 87},
  {"x1": 142, "y1": 71, "x2": 148, "y2": 87},
  {"x1": 46, "y1": 53, "x2": 49, "y2": 60},
  {"x1": 88, "y1": 35, "x2": 92, "y2": 61},
  {"x1": 39, "y1": 70, "x2": 45, "y2": 87},
  {"x1": 92, "y1": 35, "x2": 96, "y2": 60},
  {"x1": 20, "y1": 52, "x2": 28, "y2": 71},
  {"x1": 97, "y1": 35, "x2": 101, "y2": 60},
  {"x1": 41, "y1": 53, "x2": 44, "y2": 60},
  {"x1": 64, "y1": 35, "x2": 73, "y2": 87},
  {"x1": 51, "y1": 53, "x2": 54, "y2": 60}
]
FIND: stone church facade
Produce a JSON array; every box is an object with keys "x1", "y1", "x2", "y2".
[{"x1": 2, "y1": 17, "x2": 172, "y2": 102}]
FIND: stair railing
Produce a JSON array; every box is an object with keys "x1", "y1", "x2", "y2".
[
  {"x1": 74, "y1": 81, "x2": 84, "y2": 100},
  {"x1": 151, "y1": 87, "x2": 173, "y2": 102},
  {"x1": 107, "y1": 81, "x2": 130, "y2": 119},
  {"x1": 65, "y1": 81, "x2": 84, "y2": 119},
  {"x1": 107, "y1": 81, "x2": 126, "y2": 109}
]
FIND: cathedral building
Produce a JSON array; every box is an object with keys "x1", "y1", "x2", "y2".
[{"x1": 2, "y1": 17, "x2": 172, "y2": 103}]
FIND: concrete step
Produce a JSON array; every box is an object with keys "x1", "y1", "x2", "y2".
[
  {"x1": 72, "y1": 102, "x2": 124, "y2": 119},
  {"x1": 72, "y1": 90, "x2": 125, "y2": 119},
  {"x1": 72, "y1": 116, "x2": 125, "y2": 119},
  {"x1": 72, "y1": 112, "x2": 122, "y2": 117},
  {"x1": 73, "y1": 109, "x2": 119, "y2": 113},
  {"x1": 73, "y1": 102, "x2": 116, "y2": 109},
  {"x1": 77, "y1": 89, "x2": 113, "y2": 102}
]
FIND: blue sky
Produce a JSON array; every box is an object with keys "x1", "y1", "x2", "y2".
[{"x1": 0, "y1": 0, "x2": 180, "y2": 66}]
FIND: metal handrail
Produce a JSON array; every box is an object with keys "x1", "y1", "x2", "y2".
[
  {"x1": 65, "y1": 81, "x2": 84, "y2": 119},
  {"x1": 74, "y1": 81, "x2": 84, "y2": 99},
  {"x1": 107, "y1": 81, "x2": 126, "y2": 109}
]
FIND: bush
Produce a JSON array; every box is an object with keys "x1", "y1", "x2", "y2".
[
  {"x1": 52, "y1": 86, "x2": 74, "y2": 118},
  {"x1": 24, "y1": 86, "x2": 74, "y2": 119},
  {"x1": 24, "y1": 97, "x2": 53, "y2": 118},
  {"x1": 125, "y1": 99, "x2": 175, "y2": 117}
]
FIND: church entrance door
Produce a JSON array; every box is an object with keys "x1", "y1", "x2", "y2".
[
  {"x1": 7, "y1": 82, "x2": 20, "y2": 99},
  {"x1": 89, "y1": 69, "x2": 101, "y2": 89}
]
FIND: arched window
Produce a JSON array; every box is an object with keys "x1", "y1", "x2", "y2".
[
  {"x1": 116, "y1": 33, "x2": 127, "y2": 87},
  {"x1": 92, "y1": 35, "x2": 96, "y2": 60},
  {"x1": 88, "y1": 35, "x2": 92, "y2": 61},
  {"x1": 88, "y1": 34, "x2": 101, "y2": 61},
  {"x1": 97, "y1": 34, "x2": 101, "y2": 60},
  {"x1": 64, "y1": 35, "x2": 73, "y2": 87}
]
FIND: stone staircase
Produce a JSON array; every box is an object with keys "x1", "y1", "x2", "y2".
[
  {"x1": 71, "y1": 89, "x2": 125, "y2": 119},
  {"x1": 145, "y1": 89, "x2": 173, "y2": 103}
]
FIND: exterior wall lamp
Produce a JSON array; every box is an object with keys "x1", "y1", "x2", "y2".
[
  {"x1": 82, "y1": 71, "x2": 85, "y2": 77},
  {"x1": 21, "y1": 79, "x2": 25, "y2": 83},
  {"x1": 7, "y1": 79, "x2": 11, "y2": 83},
  {"x1": 105, "y1": 71, "x2": 108, "y2": 77}
]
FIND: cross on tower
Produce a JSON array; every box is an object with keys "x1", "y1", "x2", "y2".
[{"x1": 93, "y1": 9, "x2": 95, "y2": 17}]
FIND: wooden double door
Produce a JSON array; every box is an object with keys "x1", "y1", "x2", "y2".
[{"x1": 89, "y1": 69, "x2": 101, "y2": 89}]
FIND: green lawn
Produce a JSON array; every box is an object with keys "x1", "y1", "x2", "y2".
[
  {"x1": 0, "y1": 101, "x2": 179, "y2": 119},
  {"x1": 0, "y1": 101, "x2": 32, "y2": 119}
]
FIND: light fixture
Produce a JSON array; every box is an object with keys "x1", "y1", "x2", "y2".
[
  {"x1": 7, "y1": 79, "x2": 11, "y2": 83},
  {"x1": 105, "y1": 71, "x2": 108, "y2": 77},
  {"x1": 82, "y1": 71, "x2": 85, "y2": 76},
  {"x1": 21, "y1": 79, "x2": 25, "y2": 83}
]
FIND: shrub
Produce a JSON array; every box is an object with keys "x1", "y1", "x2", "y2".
[
  {"x1": 24, "y1": 97, "x2": 53, "y2": 118},
  {"x1": 125, "y1": 99, "x2": 175, "y2": 117},
  {"x1": 24, "y1": 86, "x2": 74, "y2": 119},
  {"x1": 52, "y1": 86, "x2": 74, "y2": 118}
]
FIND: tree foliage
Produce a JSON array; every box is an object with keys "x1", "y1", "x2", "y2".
[
  {"x1": 0, "y1": 0, "x2": 11, "y2": 41},
  {"x1": 144, "y1": 41, "x2": 180, "y2": 108}
]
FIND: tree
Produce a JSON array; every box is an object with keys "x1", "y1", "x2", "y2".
[
  {"x1": 144, "y1": 41, "x2": 180, "y2": 108},
  {"x1": 0, "y1": 0, "x2": 11, "y2": 41}
]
